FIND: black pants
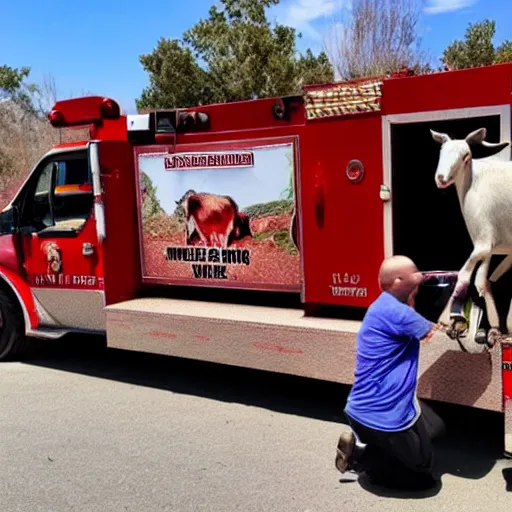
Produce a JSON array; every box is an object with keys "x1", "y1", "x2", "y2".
[{"x1": 346, "y1": 400, "x2": 446, "y2": 489}]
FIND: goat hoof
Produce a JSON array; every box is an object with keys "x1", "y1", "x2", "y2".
[
  {"x1": 451, "y1": 315, "x2": 468, "y2": 329},
  {"x1": 475, "y1": 329, "x2": 487, "y2": 345},
  {"x1": 487, "y1": 328, "x2": 501, "y2": 349},
  {"x1": 446, "y1": 318, "x2": 468, "y2": 340}
]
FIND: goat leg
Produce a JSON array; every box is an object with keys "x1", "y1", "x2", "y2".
[
  {"x1": 475, "y1": 257, "x2": 499, "y2": 326},
  {"x1": 454, "y1": 302, "x2": 487, "y2": 354},
  {"x1": 490, "y1": 253, "x2": 512, "y2": 283},
  {"x1": 506, "y1": 299, "x2": 512, "y2": 335},
  {"x1": 475, "y1": 256, "x2": 501, "y2": 348},
  {"x1": 441, "y1": 245, "x2": 490, "y2": 329}
]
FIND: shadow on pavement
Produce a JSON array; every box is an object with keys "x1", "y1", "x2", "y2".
[
  {"x1": 504, "y1": 467, "x2": 512, "y2": 492},
  {"x1": 23, "y1": 335, "x2": 507, "y2": 498},
  {"x1": 23, "y1": 334, "x2": 350, "y2": 423},
  {"x1": 357, "y1": 421, "x2": 504, "y2": 499},
  {"x1": 356, "y1": 474, "x2": 444, "y2": 499}
]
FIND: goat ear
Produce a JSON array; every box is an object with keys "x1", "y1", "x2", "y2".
[
  {"x1": 465, "y1": 128, "x2": 487, "y2": 145},
  {"x1": 430, "y1": 130, "x2": 450, "y2": 144}
]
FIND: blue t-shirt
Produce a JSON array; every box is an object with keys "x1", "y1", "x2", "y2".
[{"x1": 344, "y1": 292, "x2": 433, "y2": 432}]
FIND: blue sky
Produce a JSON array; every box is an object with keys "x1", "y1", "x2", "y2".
[
  {"x1": 2, "y1": 0, "x2": 511, "y2": 114},
  {"x1": 140, "y1": 144, "x2": 293, "y2": 214}
]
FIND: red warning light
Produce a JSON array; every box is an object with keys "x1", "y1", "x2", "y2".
[
  {"x1": 48, "y1": 110, "x2": 66, "y2": 128},
  {"x1": 100, "y1": 98, "x2": 120, "y2": 119}
]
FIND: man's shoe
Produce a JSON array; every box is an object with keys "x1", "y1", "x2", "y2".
[{"x1": 335, "y1": 430, "x2": 356, "y2": 474}]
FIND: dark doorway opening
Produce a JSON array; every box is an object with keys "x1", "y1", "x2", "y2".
[{"x1": 391, "y1": 114, "x2": 502, "y2": 272}]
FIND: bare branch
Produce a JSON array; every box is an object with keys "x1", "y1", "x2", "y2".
[{"x1": 325, "y1": 0, "x2": 430, "y2": 80}]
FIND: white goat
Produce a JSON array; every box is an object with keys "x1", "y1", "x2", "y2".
[{"x1": 431, "y1": 127, "x2": 512, "y2": 345}]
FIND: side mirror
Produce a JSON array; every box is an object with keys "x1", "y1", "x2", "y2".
[{"x1": 0, "y1": 205, "x2": 19, "y2": 235}]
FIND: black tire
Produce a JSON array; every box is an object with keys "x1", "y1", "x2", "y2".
[{"x1": 0, "y1": 289, "x2": 27, "y2": 361}]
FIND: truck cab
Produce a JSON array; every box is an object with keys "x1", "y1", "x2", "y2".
[{"x1": 0, "y1": 98, "x2": 123, "y2": 358}]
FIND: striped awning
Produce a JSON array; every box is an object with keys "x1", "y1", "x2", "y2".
[{"x1": 304, "y1": 79, "x2": 383, "y2": 120}]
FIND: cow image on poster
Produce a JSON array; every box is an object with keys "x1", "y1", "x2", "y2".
[{"x1": 176, "y1": 190, "x2": 252, "y2": 247}]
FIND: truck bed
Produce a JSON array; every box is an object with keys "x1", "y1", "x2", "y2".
[{"x1": 105, "y1": 298, "x2": 504, "y2": 413}]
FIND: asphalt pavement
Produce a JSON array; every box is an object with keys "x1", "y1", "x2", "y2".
[{"x1": 1, "y1": 335, "x2": 511, "y2": 512}]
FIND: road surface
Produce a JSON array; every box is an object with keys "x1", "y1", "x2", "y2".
[{"x1": 1, "y1": 335, "x2": 511, "y2": 511}]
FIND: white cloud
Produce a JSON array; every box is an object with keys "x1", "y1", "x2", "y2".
[
  {"x1": 278, "y1": 0, "x2": 350, "y2": 40},
  {"x1": 288, "y1": 0, "x2": 340, "y2": 22},
  {"x1": 425, "y1": 0, "x2": 478, "y2": 15}
]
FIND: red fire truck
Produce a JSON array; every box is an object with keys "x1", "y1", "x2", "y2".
[{"x1": 0, "y1": 63, "x2": 510, "y2": 456}]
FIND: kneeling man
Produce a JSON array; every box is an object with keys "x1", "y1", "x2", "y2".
[{"x1": 336, "y1": 256, "x2": 448, "y2": 491}]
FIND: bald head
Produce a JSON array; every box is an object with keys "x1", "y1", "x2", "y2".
[{"x1": 379, "y1": 256, "x2": 423, "y2": 305}]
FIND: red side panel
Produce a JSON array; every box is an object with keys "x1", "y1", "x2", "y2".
[
  {"x1": 0, "y1": 235, "x2": 21, "y2": 274},
  {"x1": 300, "y1": 115, "x2": 384, "y2": 307},
  {"x1": 504, "y1": 345, "x2": 512, "y2": 399},
  {"x1": 504, "y1": 344, "x2": 512, "y2": 456},
  {"x1": 94, "y1": 118, "x2": 128, "y2": 142},
  {"x1": 20, "y1": 217, "x2": 104, "y2": 291},
  {"x1": 383, "y1": 63, "x2": 512, "y2": 115},
  {"x1": 99, "y1": 141, "x2": 141, "y2": 305},
  {"x1": 182, "y1": 97, "x2": 304, "y2": 134}
]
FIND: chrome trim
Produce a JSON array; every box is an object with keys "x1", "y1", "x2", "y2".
[
  {"x1": 26, "y1": 328, "x2": 69, "y2": 340},
  {"x1": 89, "y1": 141, "x2": 106, "y2": 241}
]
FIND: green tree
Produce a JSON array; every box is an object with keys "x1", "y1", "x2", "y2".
[
  {"x1": 137, "y1": 0, "x2": 334, "y2": 110},
  {"x1": 140, "y1": 172, "x2": 163, "y2": 219},
  {"x1": 442, "y1": 20, "x2": 512, "y2": 70},
  {"x1": 0, "y1": 65, "x2": 37, "y2": 113},
  {"x1": 494, "y1": 40, "x2": 512, "y2": 65}
]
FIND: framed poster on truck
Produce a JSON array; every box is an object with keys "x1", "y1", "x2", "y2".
[{"x1": 135, "y1": 137, "x2": 303, "y2": 293}]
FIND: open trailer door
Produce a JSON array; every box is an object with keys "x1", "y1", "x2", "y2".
[
  {"x1": 381, "y1": 76, "x2": 512, "y2": 458},
  {"x1": 382, "y1": 105, "x2": 511, "y2": 271},
  {"x1": 97, "y1": 140, "x2": 141, "y2": 307}
]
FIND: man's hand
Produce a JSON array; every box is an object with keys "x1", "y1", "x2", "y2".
[{"x1": 421, "y1": 322, "x2": 464, "y2": 343}]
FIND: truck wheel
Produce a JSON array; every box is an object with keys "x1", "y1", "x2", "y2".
[{"x1": 0, "y1": 289, "x2": 27, "y2": 361}]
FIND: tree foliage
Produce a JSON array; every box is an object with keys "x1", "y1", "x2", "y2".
[
  {"x1": 140, "y1": 172, "x2": 163, "y2": 219},
  {"x1": 0, "y1": 65, "x2": 37, "y2": 113},
  {"x1": 137, "y1": 0, "x2": 334, "y2": 110},
  {"x1": 326, "y1": 0, "x2": 430, "y2": 80},
  {"x1": 442, "y1": 19, "x2": 512, "y2": 70},
  {"x1": 0, "y1": 66, "x2": 88, "y2": 204}
]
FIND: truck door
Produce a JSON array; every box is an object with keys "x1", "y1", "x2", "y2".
[{"x1": 17, "y1": 146, "x2": 105, "y2": 331}]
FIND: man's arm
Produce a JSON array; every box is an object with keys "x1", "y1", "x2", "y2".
[{"x1": 421, "y1": 322, "x2": 460, "y2": 343}]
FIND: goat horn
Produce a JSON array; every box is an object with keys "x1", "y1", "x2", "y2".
[{"x1": 481, "y1": 140, "x2": 510, "y2": 150}]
